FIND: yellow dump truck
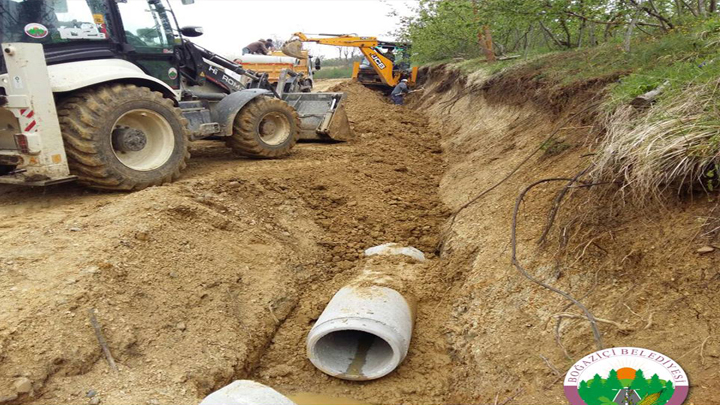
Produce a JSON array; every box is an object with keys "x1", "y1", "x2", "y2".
[{"x1": 234, "y1": 51, "x2": 319, "y2": 92}]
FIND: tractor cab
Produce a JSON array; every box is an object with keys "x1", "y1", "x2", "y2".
[
  {"x1": 0, "y1": 0, "x2": 352, "y2": 189},
  {"x1": 0, "y1": 0, "x2": 183, "y2": 90}
]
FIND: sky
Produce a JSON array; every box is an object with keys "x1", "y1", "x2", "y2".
[{"x1": 167, "y1": 0, "x2": 418, "y2": 59}]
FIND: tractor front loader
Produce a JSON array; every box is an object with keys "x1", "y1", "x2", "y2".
[{"x1": 0, "y1": 0, "x2": 352, "y2": 191}]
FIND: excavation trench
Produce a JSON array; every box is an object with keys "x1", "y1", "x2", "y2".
[{"x1": 243, "y1": 82, "x2": 454, "y2": 404}]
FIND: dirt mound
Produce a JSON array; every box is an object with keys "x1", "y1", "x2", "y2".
[
  {"x1": 0, "y1": 81, "x2": 451, "y2": 405},
  {"x1": 0, "y1": 174, "x2": 320, "y2": 404},
  {"x1": 248, "y1": 82, "x2": 453, "y2": 404}
]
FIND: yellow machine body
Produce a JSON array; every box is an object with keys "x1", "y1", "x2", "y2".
[{"x1": 284, "y1": 33, "x2": 417, "y2": 88}]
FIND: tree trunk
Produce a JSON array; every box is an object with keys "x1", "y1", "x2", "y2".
[
  {"x1": 540, "y1": 21, "x2": 565, "y2": 48},
  {"x1": 604, "y1": 13, "x2": 619, "y2": 41},
  {"x1": 524, "y1": 24, "x2": 534, "y2": 58},
  {"x1": 482, "y1": 25, "x2": 497, "y2": 62},
  {"x1": 628, "y1": 0, "x2": 674, "y2": 30},
  {"x1": 680, "y1": 0, "x2": 699, "y2": 16},
  {"x1": 471, "y1": 0, "x2": 496, "y2": 62},
  {"x1": 624, "y1": 6, "x2": 642, "y2": 52},
  {"x1": 510, "y1": 27, "x2": 528, "y2": 53},
  {"x1": 560, "y1": 19, "x2": 573, "y2": 47}
]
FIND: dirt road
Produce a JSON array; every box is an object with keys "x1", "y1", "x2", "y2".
[{"x1": 0, "y1": 81, "x2": 452, "y2": 404}]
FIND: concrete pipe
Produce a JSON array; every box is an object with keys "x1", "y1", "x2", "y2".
[
  {"x1": 234, "y1": 55, "x2": 299, "y2": 65},
  {"x1": 199, "y1": 380, "x2": 296, "y2": 405},
  {"x1": 307, "y1": 285, "x2": 414, "y2": 381},
  {"x1": 364, "y1": 243, "x2": 425, "y2": 261}
]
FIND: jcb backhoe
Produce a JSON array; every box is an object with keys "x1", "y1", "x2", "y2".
[
  {"x1": 283, "y1": 33, "x2": 418, "y2": 89},
  {"x1": 0, "y1": 0, "x2": 352, "y2": 190}
]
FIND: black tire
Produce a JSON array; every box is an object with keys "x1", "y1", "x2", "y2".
[
  {"x1": 57, "y1": 84, "x2": 190, "y2": 191},
  {"x1": 226, "y1": 96, "x2": 300, "y2": 158}
]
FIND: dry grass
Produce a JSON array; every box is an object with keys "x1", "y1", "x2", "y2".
[{"x1": 592, "y1": 79, "x2": 720, "y2": 202}]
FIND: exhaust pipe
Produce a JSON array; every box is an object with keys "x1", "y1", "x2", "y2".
[{"x1": 306, "y1": 285, "x2": 414, "y2": 381}]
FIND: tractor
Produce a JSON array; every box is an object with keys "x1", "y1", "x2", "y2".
[{"x1": 0, "y1": 0, "x2": 352, "y2": 190}]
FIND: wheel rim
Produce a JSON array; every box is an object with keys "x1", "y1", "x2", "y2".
[
  {"x1": 257, "y1": 112, "x2": 291, "y2": 146},
  {"x1": 112, "y1": 109, "x2": 175, "y2": 171}
]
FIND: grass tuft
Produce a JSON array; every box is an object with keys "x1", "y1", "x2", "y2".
[{"x1": 592, "y1": 79, "x2": 720, "y2": 202}]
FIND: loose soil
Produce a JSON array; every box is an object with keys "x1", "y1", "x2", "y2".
[{"x1": 0, "y1": 81, "x2": 451, "y2": 405}]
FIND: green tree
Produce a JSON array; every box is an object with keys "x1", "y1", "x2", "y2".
[
  {"x1": 605, "y1": 369, "x2": 623, "y2": 390},
  {"x1": 394, "y1": 0, "x2": 714, "y2": 64},
  {"x1": 630, "y1": 369, "x2": 649, "y2": 395},
  {"x1": 588, "y1": 374, "x2": 606, "y2": 405},
  {"x1": 658, "y1": 380, "x2": 675, "y2": 405},
  {"x1": 579, "y1": 380, "x2": 592, "y2": 403},
  {"x1": 648, "y1": 373, "x2": 664, "y2": 394}
]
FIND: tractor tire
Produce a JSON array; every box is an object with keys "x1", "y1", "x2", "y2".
[
  {"x1": 226, "y1": 96, "x2": 300, "y2": 158},
  {"x1": 57, "y1": 84, "x2": 190, "y2": 191}
]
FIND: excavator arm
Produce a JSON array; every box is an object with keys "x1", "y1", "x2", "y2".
[{"x1": 285, "y1": 33, "x2": 417, "y2": 88}]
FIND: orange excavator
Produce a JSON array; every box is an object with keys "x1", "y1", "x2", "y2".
[{"x1": 282, "y1": 33, "x2": 418, "y2": 89}]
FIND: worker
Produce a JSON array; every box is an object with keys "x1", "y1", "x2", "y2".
[
  {"x1": 242, "y1": 39, "x2": 271, "y2": 55},
  {"x1": 390, "y1": 79, "x2": 410, "y2": 105},
  {"x1": 265, "y1": 38, "x2": 275, "y2": 51}
]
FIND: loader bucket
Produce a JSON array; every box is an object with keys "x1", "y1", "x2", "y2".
[
  {"x1": 281, "y1": 40, "x2": 305, "y2": 59},
  {"x1": 282, "y1": 93, "x2": 354, "y2": 141}
]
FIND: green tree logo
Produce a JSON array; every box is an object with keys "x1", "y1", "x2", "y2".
[
  {"x1": 605, "y1": 369, "x2": 622, "y2": 391},
  {"x1": 578, "y1": 369, "x2": 674, "y2": 405},
  {"x1": 24, "y1": 24, "x2": 48, "y2": 38},
  {"x1": 630, "y1": 369, "x2": 649, "y2": 394}
]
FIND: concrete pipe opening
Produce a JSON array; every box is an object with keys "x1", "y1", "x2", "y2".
[{"x1": 307, "y1": 286, "x2": 414, "y2": 381}]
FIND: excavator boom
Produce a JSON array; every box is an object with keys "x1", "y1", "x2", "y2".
[{"x1": 283, "y1": 33, "x2": 418, "y2": 88}]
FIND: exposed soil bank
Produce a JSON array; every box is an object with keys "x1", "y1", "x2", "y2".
[{"x1": 415, "y1": 64, "x2": 720, "y2": 404}]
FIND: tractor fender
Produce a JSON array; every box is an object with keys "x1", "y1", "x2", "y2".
[
  {"x1": 211, "y1": 88, "x2": 272, "y2": 136},
  {"x1": 47, "y1": 59, "x2": 179, "y2": 100}
]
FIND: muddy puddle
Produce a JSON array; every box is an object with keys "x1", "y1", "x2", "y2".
[{"x1": 288, "y1": 392, "x2": 371, "y2": 405}]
